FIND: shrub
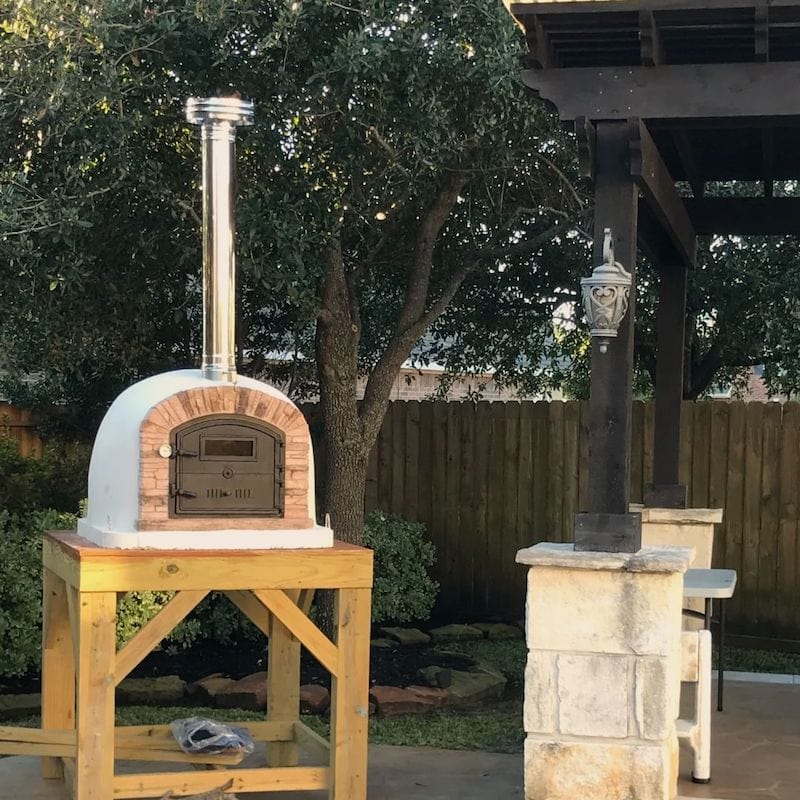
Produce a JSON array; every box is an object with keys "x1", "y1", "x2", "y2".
[
  {"x1": 116, "y1": 591, "x2": 177, "y2": 647},
  {"x1": 0, "y1": 509, "x2": 76, "y2": 676},
  {"x1": 0, "y1": 435, "x2": 89, "y2": 514},
  {"x1": 363, "y1": 511, "x2": 439, "y2": 624}
]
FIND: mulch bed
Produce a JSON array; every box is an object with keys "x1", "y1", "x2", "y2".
[{"x1": 0, "y1": 637, "x2": 479, "y2": 697}]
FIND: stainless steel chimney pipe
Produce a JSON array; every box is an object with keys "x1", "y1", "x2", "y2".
[{"x1": 185, "y1": 96, "x2": 254, "y2": 382}]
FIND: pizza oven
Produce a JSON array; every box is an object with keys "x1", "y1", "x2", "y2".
[{"x1": 77, "y1": 97, "x2": 333, "y2": 550}]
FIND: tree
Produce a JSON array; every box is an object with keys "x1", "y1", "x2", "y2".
[
  {"x1": 637, "y1": 234, "x2": 800, "y2": 400},
  {"x1": 1, "y1": 0, "x2": 586, "y2": 540}
]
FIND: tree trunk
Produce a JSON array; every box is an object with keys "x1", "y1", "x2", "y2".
[
  {"x1": 323, "y1": 440, "x2": 370, "y2": 544},
  {"x1": 315, "y1": 237, "x2": 370, "y2": 543}
]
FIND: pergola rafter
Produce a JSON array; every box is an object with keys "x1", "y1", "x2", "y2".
[{"x1": 509, "y1": 0, "x2": 800, "y2": 548}]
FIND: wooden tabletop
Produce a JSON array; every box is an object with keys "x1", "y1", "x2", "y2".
[{"x1": 43, "y1": 530, "x2": 373, "y2": 592}]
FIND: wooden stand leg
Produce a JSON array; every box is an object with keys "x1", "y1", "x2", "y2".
[
  {"x1": 266, "y1": 592, "x2": 301, "y2": 767},
  {"x1": 75, "y1": 592, "x2": 117, "y2": 800},
  {"x1": 329, "y1": 588, "x2": 371, "y2": 800},
  {"x1": 41, "y1": 568, "x2": 75, "y2": 779}
]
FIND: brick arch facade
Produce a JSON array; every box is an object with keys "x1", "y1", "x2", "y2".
[{"x1": 138, "y1": 383, "x2": 313, "y2": 531}]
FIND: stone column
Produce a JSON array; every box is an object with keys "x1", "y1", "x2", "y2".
[
  {"x1": 634, "y1": 506, "x2": 722, "y2": 570},
  {"x1": 517, "y1": 543, "x2": 693, "y2": 800},
  {"x1": 635, "y1": 506, "x2": 723, "y2": 629}
]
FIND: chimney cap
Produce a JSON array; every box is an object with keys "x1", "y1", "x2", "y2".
[{"x1": 185, "y1": 96, "x2": 254, "y2": 126}]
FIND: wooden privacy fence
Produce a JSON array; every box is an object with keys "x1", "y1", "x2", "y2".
[
  {"x1": 6, "y1": 398, "x2": 799, "y2": 641},
  {"x1": 310, "y1": 399, "x2": 800, "y2": 642},
  {"x1": 0, "y1": 402, "x2": 42, "y2": 456}
]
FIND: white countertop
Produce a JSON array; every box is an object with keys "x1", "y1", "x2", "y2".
[{"x1": 683, "y1": 568, "x2": 737, "y2": 599}]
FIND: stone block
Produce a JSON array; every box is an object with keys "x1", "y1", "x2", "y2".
[
  {"x1": 186, "y1": 674, "x2": 237, "y2": 705},
  {"x1": 473, "y1": 662, "x2": 506, "y2": 681},
  {"x1": 634, "y1": 658, "x2": 676, "y2": 740},
  {"x1": 416, "y1": 665, "x2": 453, "y2": 689},
  {"x1": 300, "y1": 684, "x2": 330, "y2": 714},
  {"x1": 447, "y1": 670, "x2": 506, "y2": 706},
  {"x1": 369, "y1": 685, "x2": 448, "y2": 717},
  {"x1": 557, "y1": 654, "x2": 628, "y2": 738},
  {"x1": 429, "y1": 624, "x2": 484, "y2": 643},
  {"x1": 116, "y1": 675, "x2": 186, "y2": 706},
  {"x1": 471, "y1": 622, "x2": 525, "y2": 640},
  {"x1": 523, "y1": 651, "x2": 557, "y2": 734},
  {"x1": 641, "y1": 522, "x2": 714, "y2": 570},
  {"x1": 0, "y1": 693, "x2": 40, "y2": 720},
  {"x1": 378, "y1": 627, "x2": 431, "y2": 647},
  {"x1": 431, "y1": 649, "x2": 479, "y2": 670},
  {"x1": 527, "y1": 566, "x2": 683, "y2": 657},
  {"x1": 524, "y1": 736, "x2": 674, "y2": 800},
  {"x1": 215, "y1": 672, "x2": 267, "y2": 711}
]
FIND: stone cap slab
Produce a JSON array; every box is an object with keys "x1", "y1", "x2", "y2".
[
  {"x1": 630, "y1": 505, "x2": 724, "y2": 525},
  {"x1": 515, "y1": 542, "x2": 694, "y2": 574}
]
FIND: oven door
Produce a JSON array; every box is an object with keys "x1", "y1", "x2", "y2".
[{"x1": 172, "y1": 417, "x2": 284, "y2": 516}]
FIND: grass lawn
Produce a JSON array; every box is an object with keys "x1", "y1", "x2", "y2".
[
  {"x1": 9, "y1": 637, "x2": 799, "y2": 755},
  {"x1": 12, "y1": 702, "x2": 525, "y2": 754},
  {"x1": 11, "y1": 638, "x2": 528, "y2": 753},
  {"x1": 719, "y1": 645, "x2": 800, "y2": 674}
]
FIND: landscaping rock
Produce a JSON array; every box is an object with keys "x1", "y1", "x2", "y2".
[
  {"x1": 215, "y1": 672, "x2": 267, "y2": 711},
  {"x1": 116, "y1": 675, "x2": 185, "y2": 706},
  {"x1": 369, "y1": 685, "x2": 449, "y2": 717},
  {"x1": 186, "y1": 674, "x2": 237, "y2": 704},
  {"x1": 416, "y1": 665, "x2": 453, "y2": 689},
  {"x1": 300, "y1": 684, "x2": 330, "y2": 714},
  {"x1": 378, "y1": 627, "x2": 431, "y2": 647},
  {"x1": 471, "y1": 622, "x2": 524, "y2": 640},
  {"x1": 429, "y1": 624, "x2": 483, "y2": 643},
  {"x1": 432, "y1": 649, "x2": 479, "y2": 670},
  {"x1": 473, "y1": 662, "x2": 507, "y2": 681},
  {"x1": 447, "y1": 670, "x2": 507, "y2": 706},
  {"x1": 370, "y1": 638, "x2": 396, "y2": 649},
  {"x1": 405, "y1": 685, "x2": 449, "y2": 708},
  {"x1": 0, "y1": 693, "x2": 40, "y2": 720}
]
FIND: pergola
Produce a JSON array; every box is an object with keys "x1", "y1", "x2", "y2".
[{"x1": 507, "y1": 0, "x2": 800, "y2": 551}]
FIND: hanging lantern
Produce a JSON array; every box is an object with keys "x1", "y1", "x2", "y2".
[{"x1": 580, "y1": 228, "x2": 632, "y2": 354}]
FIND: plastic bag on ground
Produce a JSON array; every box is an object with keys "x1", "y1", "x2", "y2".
[{"x1": 169, "y1": 717, "x2": 255, "y2": 756}]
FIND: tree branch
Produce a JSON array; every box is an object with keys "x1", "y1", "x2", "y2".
[
  {"x1": 359, "y1": 217, "x2": 567, "y2": 441},
  {"x1": 395, "y1": 169, "x2": 469, "y2": 332}
]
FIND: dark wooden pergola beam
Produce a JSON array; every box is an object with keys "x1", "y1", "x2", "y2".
[
  {"x1": 526, "y1": 16, "x2": 555, "y2": 69},
  {"x1": 629, "y1": 120, "x2": 697, "y2": 269},
  {"x1": 521, "y1": 62, "x2": 800, "y2": 120},
  {"x1": 686, "y1": 197, "x2": 800, "y2": 234},
  {"x1": 672, "y1": 130, "x2": 705, "y2": 198},
  {"x1": 755, "y1": 4, "x2": 770, "y2": 62},
  {"x1": 639, "y1": 10, "x2": 664, "y2": 65},
  {"x1": 574, "y1": 116, "x2": 596, "y2": 181},
  {"x1": 762, "y1": 127, "x2": 775, "y2": 198}
]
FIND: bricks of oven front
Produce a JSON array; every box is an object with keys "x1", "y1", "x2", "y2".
[
  {"x1": 138, "y1": 384, "x2": 313, "y2": 530},
  {"x1": 518, "y1": 544, "x2": 693, "y2": 800}
]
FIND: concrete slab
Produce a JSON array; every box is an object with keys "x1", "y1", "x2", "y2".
[
  {"x1": 0, "y1": 744, "x2": 523, "y2": 800},
  {"x1": 677, "y1": 681, "x2": 800, "y2": 800},
  {"x1": 1, "y1": 681, "x2": 798, "y2": 800}
]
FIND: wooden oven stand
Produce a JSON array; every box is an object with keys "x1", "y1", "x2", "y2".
[{"x1": 38, "y1": 531, "x2": 373, "y2": 800}]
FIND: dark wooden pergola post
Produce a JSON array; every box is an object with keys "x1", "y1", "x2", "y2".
[
  {"x1": 646, "y1": 264, "x2": 689, "y2": 508},
  {"x1": 575, "y1": 121, "x2": 643, "y2": 552},
  {"x1": 507, "y1": 0, "x2": 800, "y2": 548}
]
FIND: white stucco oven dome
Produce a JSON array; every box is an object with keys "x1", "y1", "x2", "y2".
[{"x1": 77, "y1": 369, "x2": 332, "y2": 549}]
